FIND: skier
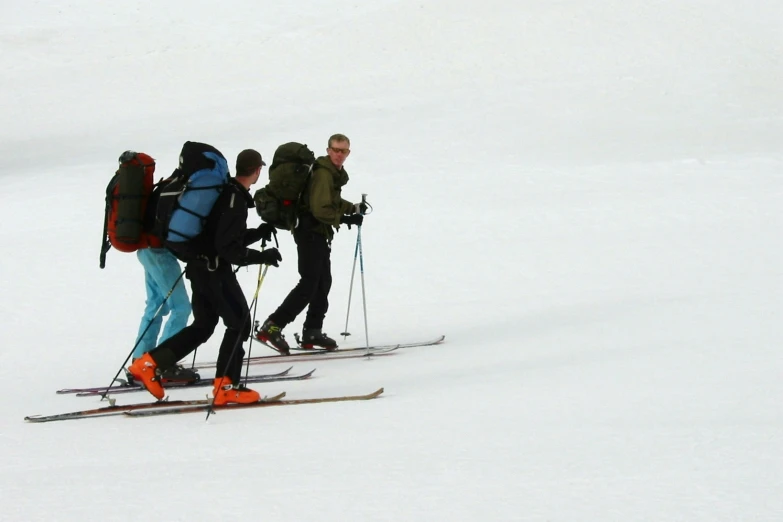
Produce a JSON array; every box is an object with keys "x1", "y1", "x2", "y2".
[
  {"x1": 130, "y1": 165, "x2": 196, "y2": 383},
  {"x1": 128, "y1": 148, "x2": 282, "y2": 404},
  {"x1": 255, "y1": 134, "x2": 365, "y2": 355}
]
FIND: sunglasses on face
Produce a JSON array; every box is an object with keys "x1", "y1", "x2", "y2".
[{"x1": 330, "y1": 147, "x2": 350, "y2": 154}]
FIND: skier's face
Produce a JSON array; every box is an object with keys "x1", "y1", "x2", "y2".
[{"x1": 327, "y1": 140, "x2": 350, "y2": 168}]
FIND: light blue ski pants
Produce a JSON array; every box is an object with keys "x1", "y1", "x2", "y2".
[{"x1": 133, "y1": 248, "x2": 192, "y2": 359}]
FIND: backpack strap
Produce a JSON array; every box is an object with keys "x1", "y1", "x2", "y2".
[
  {"x1": 99, "y1": 173, "x2": 119, "y2": 269},
  {"x1": 296, "y1": 164, "x2": 314, "y2": 214}
]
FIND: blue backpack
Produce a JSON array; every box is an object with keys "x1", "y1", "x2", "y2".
[{"x1": 154, "y1": 142, "x2": 229, "y2": 260}]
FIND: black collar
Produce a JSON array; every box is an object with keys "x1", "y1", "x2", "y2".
[{"x1": 229, "y1": 177, "x2": 254, "y2": 205}]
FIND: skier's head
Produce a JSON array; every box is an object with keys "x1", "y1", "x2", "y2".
[
  {"x1": 235, "y1": 149, "x2": 266, "y2": 189},
  {"x1": 236, "y1": 149, "x2": 266, "y2": 177},
  {"x1": 327, "y1": 134, "x2": 350, "y2": 169}
]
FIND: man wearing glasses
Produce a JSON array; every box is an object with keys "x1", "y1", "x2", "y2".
[{"x1": 256, "y1": 134, "x2": 364, "y2": 354}]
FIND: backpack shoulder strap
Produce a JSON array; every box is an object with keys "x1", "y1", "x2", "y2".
[
  {"x1": 297, "y1": 164, "x2": 314, "y2": 212},
  {"x1": 99, "y1": 173, "x2": 119, "y2": 269}
]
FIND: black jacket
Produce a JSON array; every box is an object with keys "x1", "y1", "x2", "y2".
[{"x1": 193, "y1": 178, "x2": 267, "y2": 266}]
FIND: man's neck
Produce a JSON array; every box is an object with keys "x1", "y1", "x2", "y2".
[{"x1": 235, "y1": 176, "x2": 252, "y2": 190}]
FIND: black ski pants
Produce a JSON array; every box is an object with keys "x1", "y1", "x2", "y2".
[
  {"x1": 269, "y1": 229, "x2": 332, "y2": 331},
  {"x1": 150, "y1": 260, "x2": 249, "y2": 383}
]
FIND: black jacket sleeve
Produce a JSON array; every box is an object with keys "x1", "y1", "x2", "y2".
[
  {"x1": 213, "y1": 189, "x2": 264, "y2": 266},
  {"x1": 243, "y1": 227, "x2": 266, "y2": 247}
]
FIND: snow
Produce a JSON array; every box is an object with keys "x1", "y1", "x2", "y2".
[{"x1": 1, "y1": 0, "x2": 781, "y2": 520}]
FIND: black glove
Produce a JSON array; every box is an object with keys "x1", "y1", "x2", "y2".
[
  {"x1": 256, "y1": 223, "x2": 277, "y2": 242},
  {"x1": 340, "y1": 214, "x2": 364, "y2": 229},
  {"x1": 250, "y1": 247, "x2": 282, "y2": 267},
  {"x1": 353, "y1": 202, "x2": 369, "y2": 215}
]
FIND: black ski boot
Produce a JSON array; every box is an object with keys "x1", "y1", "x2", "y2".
[
  {"x1": 255, "y1": 319, "x2": 291, "y2": 355},
  {"x1": 299, "y1": 328, "x2": 338, "y2": 351},
  {"x1": 124, "y1": 362, "x2": 200, "y2": 385},
  {"x1": 158, "y1": 364, "x2": 201, "y2": 384}
]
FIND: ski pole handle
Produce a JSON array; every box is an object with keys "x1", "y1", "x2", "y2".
[{"x1": 356, "y1": 193, "x2": 371, "y2": 216}]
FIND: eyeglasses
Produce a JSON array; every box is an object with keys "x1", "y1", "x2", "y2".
[{"x1": 329, "y1": 147, "x2": 350, "y2": 154}]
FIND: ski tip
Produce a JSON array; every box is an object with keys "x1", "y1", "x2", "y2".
[
  {"x1": 24, "y1": 414, "x2": 62, "y2": 423},
  {"x1": 264, "y1": 391, "x2": 287, "y2": 402}
]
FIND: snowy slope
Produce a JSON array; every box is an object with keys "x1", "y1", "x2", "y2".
[{"x1": 1, "y1": 1, "x2": 781, "y2": 521}]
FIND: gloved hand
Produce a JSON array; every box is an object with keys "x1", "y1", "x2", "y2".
[
  {"x1": 256, "y1": 223, "x2": 277, "y2": 242},
  {"x1": 340, "y1": 214, "x2": 364, "y2": 229},
  {"x1": 353, "y1": 202, "x2": 368, "y2": 215},
  {"x1": 254, "y1": 248, "x2": 282, "y2": 267}
]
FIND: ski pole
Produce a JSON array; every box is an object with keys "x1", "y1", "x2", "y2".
[
  {"x1": 341, "y1": 194, "x2": 370, "y2": 339},
  {"x1": 99, "y1": 268, "x2": 186, "y2": 402},
  {"x1": 209, "y1": 234, "x2": 277, "y2": 421},
  {"x1": 208, "y1": 263, "x2": 266, "y2": 422},
  {"x1": 357, "y1": 224, "x2": 370, "y2": 352},
  {"x1": 244, "y1": 262, "x2": 269, "y2": 382},
  {"x1": 244, "y1": 234, "x2": 278, "y2": 377},
  {"x1": 341, "y1": 234, "x2": 360, "y2": 339}
]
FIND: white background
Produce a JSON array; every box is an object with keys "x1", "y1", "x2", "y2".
[{"x1": 1, "y1": 1, "x2": 781, "y2": 521}]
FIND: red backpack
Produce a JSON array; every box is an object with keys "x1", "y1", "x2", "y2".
[{"x1": 99, "y1": 151, "x2": 163, "y2": 268}]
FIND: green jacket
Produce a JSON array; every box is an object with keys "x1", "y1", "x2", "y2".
[{"x1": 303, "y1": 156, "x2": 354, "y2": 239}]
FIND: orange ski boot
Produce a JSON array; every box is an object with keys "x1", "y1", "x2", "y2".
[
  {"x1": 212, "y1": 377, "x2": 261, "y2": 406},
  {"x1": 127, "y1": 353, "x2": 165, "y2": 400}
]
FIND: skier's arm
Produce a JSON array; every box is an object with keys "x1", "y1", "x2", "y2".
[
  {"x1": 339, "y1": 197, "x2": 355, "y2": 213},
  {"x1": 214, "y1": 206, "x2": 266, "y2": 266},
  {"x1": 309, "y1": 170, "x2": 353, "y2": 225},
  {"x1": 243, "y1": 228, "x2": 264, "y2": 246}
]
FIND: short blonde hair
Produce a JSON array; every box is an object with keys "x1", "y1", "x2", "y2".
[{"x1": 328, "y1": 134, "x2": 350, "y2": 148}]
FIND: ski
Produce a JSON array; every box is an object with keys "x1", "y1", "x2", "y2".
[
  {"x1": 195, "y1": 335, "x2": 446, "y2": 370},
  {"x1": 125, "y1": 388, "x2": 384, "y2": 418},
  {"x1": 23, "y1": 393, "x2": 286, "y2": 424},
  {"x1": 193, "y1": 345, "x2": 399, "y2": 369},
  {"x1": 56, "y1": 366, "x2": 294, "y2": 395},
  {"x1": 74, "y1": 369, "x2": 315, "y2": 397},
  {"x1": 287, "y1": 334, "x2": 445, "y2": 354}
]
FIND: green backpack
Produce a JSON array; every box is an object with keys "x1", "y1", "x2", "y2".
[{"x1": 253, "y1": 142, "x2": 316, "y2": 231}]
